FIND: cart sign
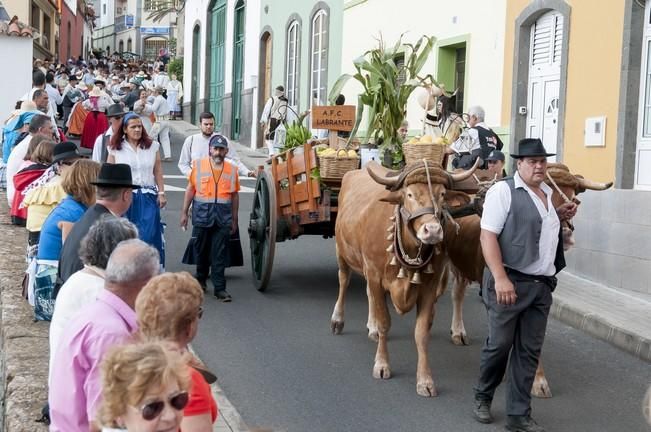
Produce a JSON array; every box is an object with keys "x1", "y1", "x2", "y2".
[{"x1": 312, "y1": 105, "x2": 355, "y2": 131}]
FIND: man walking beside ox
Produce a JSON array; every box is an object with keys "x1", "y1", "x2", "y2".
[{"x1": 473, "y1": 138, "x2": 577, "y2": 432}]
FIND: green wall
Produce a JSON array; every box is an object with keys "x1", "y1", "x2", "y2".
[{"x1": 259, "y1": 0, "x2": 343, "y2": 112}]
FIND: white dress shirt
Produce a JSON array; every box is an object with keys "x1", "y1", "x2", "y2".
[
  {"x1": 481, "y1": 171, "x2": 560, "y2": 276},
  {"x1": 46, "y1": 83, "x2": 63, "y2": 107},
  {"x1": 177, "y1": 133, "x2": 249, "y2": 177},
  {"x1": 450, "y1": 122, "x2": 492, "y2": 154},
  {"x1": 150, "y1": 95, "x2": 170, "y2": 117},
  {"x1": 92, "y1": 128, "x2": 113, "y2": 162},
  {"x1": 109, "y1": 140, "x2": 160, "y2": 187}
]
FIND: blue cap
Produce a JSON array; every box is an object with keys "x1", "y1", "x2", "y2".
[{"x1": 209, "y1": 134, "x2": 228, "y2": 149}]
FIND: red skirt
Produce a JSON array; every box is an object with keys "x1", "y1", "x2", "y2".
[{"x1": 80, "y1": 111, "x2": 108, "y2": 149}]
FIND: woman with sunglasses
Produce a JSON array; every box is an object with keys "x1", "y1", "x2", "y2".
[
  {"x1": 98, "y1": 341, "x2": 191, "y2": 431},
  {"x1": 135, "y1": 272, "x2": 218, "y2": 431},
  {"x1": 107, "y1": 113, "x2": 166, "y2": 267}
]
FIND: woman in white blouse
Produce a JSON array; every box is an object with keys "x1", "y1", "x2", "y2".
[{"x1": 107, "y1": 112, "x2": 166, "y2": 266}]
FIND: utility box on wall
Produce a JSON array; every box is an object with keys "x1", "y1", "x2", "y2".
[{"x1": 584, "y1": 116, "x2": 607, "y2": 147}]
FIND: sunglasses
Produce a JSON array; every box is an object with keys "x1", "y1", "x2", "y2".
[
  {"x1": 139, "y1": 391, "x2": 189, "y2": 421},
  {"x1": 198, "y1": 306, "x2": 204, "y2": 319}
]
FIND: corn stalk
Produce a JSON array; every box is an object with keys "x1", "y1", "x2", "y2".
[{"x1": 329, "y1": 34, "x2": 439, "y2": 166}]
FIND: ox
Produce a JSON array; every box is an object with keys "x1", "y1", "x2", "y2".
[
  {"x1": 330, "y1": 160, "x2": 479, "y2": 397},
  {"x1": 444, "y1": 163, "x2": 612, "y2": 397}
]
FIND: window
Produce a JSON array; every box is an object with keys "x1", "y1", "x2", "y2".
[
  {"x1": 103, "y1": 4, "x2": 106, "y2": 14},
  {"x1": 127, "y1": 38, "x2": 132, "y2": 52},
  {"x1": 454, "y1": 47, "x2": 466, "y2": 114},
  {"x1": 119, "y1": 40, "x2": 124, "y2": 53},
  {"x1": 43, "y1": 14, "x2": 51, "y2": 50},
  {"x1": 285, "y1": 20, "x2": 300, "y2": 107},
  {"x1": 643, "y1": 40, "x2": 651, "y2": 137},
  {"x1": 310, "y1": 9, "x2": 328, "y2": 106},
  {"x1": 31, "y1": 5, "x2": 39, "y2": 31}
]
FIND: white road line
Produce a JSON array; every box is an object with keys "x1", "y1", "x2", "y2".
[
  {"x1": 164, "y1": 184, "x2": 254, "y2": 193},
  {"x1": 163, "y1": 175, "x2": 187, "y2": 179}
]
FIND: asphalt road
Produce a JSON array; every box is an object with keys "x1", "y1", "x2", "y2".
[{"x1": 159, "y1": 130, "x2": 651, "y2": 432}]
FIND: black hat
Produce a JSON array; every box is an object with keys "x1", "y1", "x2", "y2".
[
  {"x1": 485, "y1": 150, "x2": 505, "y2": 162},
  {"x1": 275, "y1": 85, "x2": 285, "y2": 92},
  {"x1": 94, "y1": 79, "x2": 106, "y2": 86},
  {"x1": 106, "y1": 104, "x2": 129, "y2": 118},
  {"x1": 209, "y1": 134, "x2": 228, "y2": 148},
  {"x1": 510, "y1": 138, "x2": 555, "y2": 159},
  {"x1": 52, "y1": 141, "x2": 82, "y2": 163},
  {"x1": 91, "y1": 163, "x2": 140, "y2": 189}
]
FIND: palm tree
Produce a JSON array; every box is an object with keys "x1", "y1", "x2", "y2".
[{"x1": 146, "y1": 0, "x2": 186, "y2": 23}]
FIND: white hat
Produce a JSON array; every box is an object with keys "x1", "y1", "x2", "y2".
[
  {"x1": 89, "y1": 87, "x2": 102, "y2": 97},
  {"x1": 77, "y1": 82, "x2": 88, "y2": 91}
]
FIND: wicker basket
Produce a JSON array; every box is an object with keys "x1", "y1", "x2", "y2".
[
  {"x1": 402, "y1": 142, "x2": 447, "y2": 166},
  {"x1": 319, "y1": 149, "x2": 360, "y2": 179}
]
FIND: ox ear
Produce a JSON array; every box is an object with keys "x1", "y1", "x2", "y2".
[
  {"x1": 444, "y1": 190, "x2": 472, "y2": 207},
  {"x1": 379, "y1": 191, "x2": 402, "y2": 204}
]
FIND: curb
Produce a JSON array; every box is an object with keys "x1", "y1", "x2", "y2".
[
  {"x1": 0, "y1": 193, "x2": 49, "y2": 432},
  {"x1": 551, "y1": 296, "x2": 651, "y2": 362}
]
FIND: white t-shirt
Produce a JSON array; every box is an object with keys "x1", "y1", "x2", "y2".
[
  {"x1": 480, "y1": 171, "x2": 560, "y2": 276},
  {"x1": 177, "y1": 133, "x2": 248, "y2": 177},
  {"x1": 109, "y1": 139, "x2": 160, "y2": 187},
  {"x1": 48, "y1": 270, "x2": 104, "y2": 376},
  {"x1": 6, "y1": 135, "x2": 32, "y2": 204}
]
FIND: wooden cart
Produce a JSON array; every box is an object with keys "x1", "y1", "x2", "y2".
[{"x1": 247, "y1": 141, "x2": 346, "y2": 291}]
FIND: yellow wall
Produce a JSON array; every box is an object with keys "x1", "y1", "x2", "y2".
[{"x1": 502, "y1": 0, "x2": 626, "y2": 183}]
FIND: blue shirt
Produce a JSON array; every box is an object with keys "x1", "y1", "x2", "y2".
[{"x1": 37, "y1": 196, "x2": 87, "y2": 261}]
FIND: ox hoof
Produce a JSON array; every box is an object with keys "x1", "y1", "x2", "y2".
[
  {"x1": 330, "y1": 320, "x2": 344, "y2": 335},
  {"x1": 417, "y1": 379, "x2": 438, "y2": 397},
  {"x1": 451, "y1": 332, "x2": 469, "y2": 346},
  {"x1": 531, "y1": 378, "x2": 553, "y2": 398},
  {"x1": 373, "y1": 363, "x2": 391, "y2": 380},
  {"x1": 367, "y1": 328, "x2": 379, "y2": 342}
]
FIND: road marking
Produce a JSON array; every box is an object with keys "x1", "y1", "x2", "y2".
[
  {"x1": 163, "y1": 175, "x2": 187, "y2": 179},
  {"x1": 164, "y1": 184, "x2": 254, "y2": 193}
]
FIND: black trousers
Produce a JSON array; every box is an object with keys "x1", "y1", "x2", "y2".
[
  {"x1": 474, "y1": 267, "x2": 553, "y2": 416},
  {"x1": 194, "y1": 224, "x2": 230, "y2": 293}
]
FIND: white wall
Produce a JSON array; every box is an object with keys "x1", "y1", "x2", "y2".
[
  {"x1": 0, "y1": 37, "x2": 32, "y2": 130},
  {"x1": 183, "y1": 0, "x2": 210, "y2": 104},
  {"x1": 99, "y1": 0, "x2": 114, "y2": 28},
  {"x1": 341, "y1": 0, "x2": 507, "y2": 133}
]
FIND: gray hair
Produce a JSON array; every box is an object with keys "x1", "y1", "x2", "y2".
[
  {"x1": 105, "y1": 239, "x2": 160, "y2": 285},
  {"x1": 467, "y1": 105, "x2": 485, "y2": 122},
  {"x1": 79, "y1": 216, "x2": 138, "y2": 269},
  {"x1": 96, "y1": 186, "x2": 126, "y2": 201}
]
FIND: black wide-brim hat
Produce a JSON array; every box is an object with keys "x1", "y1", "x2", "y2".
[
  {"x1": 91, "y1": 163, "x2": 140, "y2": 189},
  {"x1": 52, "y1": 141, "x2": 82, "y2": 163},
  {"x1": 510, "y1": 138, "x2": 555, "y2": 158},
  {"x1": 106, "y1": 104, "x2": 129, "y2": 118}
]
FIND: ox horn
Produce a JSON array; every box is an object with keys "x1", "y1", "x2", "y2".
[
  {"x1": 448, "y1": 158, "x2": 481, "y2": 186},
  {"x1": 367, "y1": 163, "x2": 400, "y2": 189},
  {"x1": 577, "y1": 176, "x2": 613, "y2": 191}
]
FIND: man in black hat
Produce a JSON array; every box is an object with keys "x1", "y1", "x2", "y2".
[
  {"x1": 472, "y1": 138, "x2": 577, "y2": 432},
  {"x1": 57, "y1": 163, "x2": 139, "y2": 285},
  {"x1": 92, "y1": 104, "x2": 128, "y2": 163}
]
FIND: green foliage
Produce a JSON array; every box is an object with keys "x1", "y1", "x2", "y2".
[
  {"x1": 283, "y1": 121, "x2": 312, "y2": 152},
  {"x1": 168, "y1": 57, "x2": 183, "y2": 81},
  {"x1": 329, "y1": 34, "x2": 439, "y2": 167}
]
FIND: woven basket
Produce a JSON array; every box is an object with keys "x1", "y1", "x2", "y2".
[
  {"x1": 319, "y1": 149, "x2": 360, "y2": 179},
  {"x1": 402, "y1": 142, "x2": 447, "y2": 166}
]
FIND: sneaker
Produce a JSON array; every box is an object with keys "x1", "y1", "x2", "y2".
[
  {"x1": 214, "y1": 290, "x2": 232, "y2": 302},
  {"x1": 472, "y1": 399, "x2": 493, "y2": 424},
  {"x1": 505, "y1": 416, "x2": 545, "y2": 432}
]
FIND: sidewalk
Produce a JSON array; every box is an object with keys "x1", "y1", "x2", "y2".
[{"x1": 168, "y1": 120, "x2": 651, "y2": 364}]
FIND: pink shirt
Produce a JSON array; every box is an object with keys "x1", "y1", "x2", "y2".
[{"x1": 49, "y1": 289, "x2": 138, "y2": 431}]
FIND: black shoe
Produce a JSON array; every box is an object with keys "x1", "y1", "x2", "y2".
[
  {"x1": 505, "y1": 416, "x2": 545, "y2": 432},
  {"x1": 214, "y1": 290, "x2": 232, "y2": 302},
  {"x1": 194, "y1": 275, "x2": 207, "y2": 292},
  {"x1": 473, "y1": 399, "x2": 493, "y2": 424}
]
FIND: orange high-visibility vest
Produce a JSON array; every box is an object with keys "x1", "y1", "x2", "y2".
[{"x1": 190, "y1": 158, "x2": 239, "y2": 204}]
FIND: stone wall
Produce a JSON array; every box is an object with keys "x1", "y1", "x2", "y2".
[
  {"x1": 0, "y1": 193, "x2": 49, "y2": 431},
  {"x1": 566, "y1": 188, "x2": 651, "y2": 296}
]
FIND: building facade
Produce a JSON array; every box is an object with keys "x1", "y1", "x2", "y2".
[
  {"x1": 3, "y1": 0, "x2": 59, "y2": 60},
  {"x1": 59, "y1": 0, "x2": 95, "y2": 62},
  {"x1": 502, "y1": 0, "x2": 651, "y2": 296},
  {"x1": 255, "y1": 0, "x2": 344, "y2": 147},
  {"x1": 93, "y1": 0, "x2": 177, "y2": 60},
  {"x1": 183, "y1": 0, "x2": 261, "y2": 147},
  {"x1": 341, "y1": 0, "x2": 506, "y2": 139}
]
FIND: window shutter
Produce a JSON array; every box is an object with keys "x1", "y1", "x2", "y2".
[{"x1": 531, "y1": 11, "x2": 563, "y2": 66}]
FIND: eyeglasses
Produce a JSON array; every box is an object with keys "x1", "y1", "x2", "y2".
[
  {"x1": 59, "y1": 160, "x2": 75, "y2": 166},
  {"x1": 197, "y1": 306, "x2": 204, "y2": 319},
  {"x1": 139, "y1": 391, "x2": 189, "y2": 421}
]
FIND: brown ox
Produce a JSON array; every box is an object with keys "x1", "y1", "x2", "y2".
[
  {"x1": 330, "y1": 160, "x2": 479, "y2": 397},
  {"x1": 444, "y1": 163, "x2": 612, "y2": 397}
]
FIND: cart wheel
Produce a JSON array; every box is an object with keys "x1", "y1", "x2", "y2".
[{"x1": 248, "y1": 170, "x2": 277, "y2": 291}]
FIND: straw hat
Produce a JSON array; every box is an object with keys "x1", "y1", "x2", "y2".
[
  {"x1": 77, "y1": 82, "x2": 88, "y2": 91},
  {"x1": 89, "y1": 86, "x2": 102, "y2": 97}
]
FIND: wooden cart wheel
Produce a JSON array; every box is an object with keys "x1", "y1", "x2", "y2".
[{"x1": 247, "y1": 170, "x2": 277, "y2": 291}]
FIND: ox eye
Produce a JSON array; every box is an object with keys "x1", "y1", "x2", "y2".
[{"x1": 407, "y1": 192, "x2": 413, "y2": 199}]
